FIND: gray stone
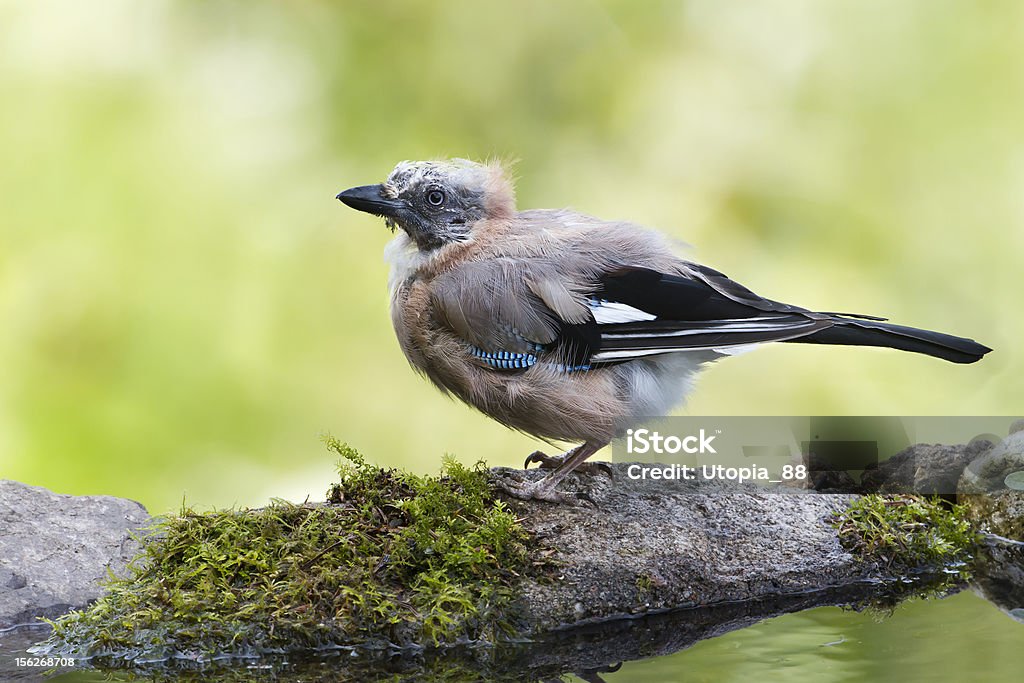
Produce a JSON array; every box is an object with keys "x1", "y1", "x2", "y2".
[
  {"x1": 959, "y1": 431, "x2": 1024, "y2": 495},
  {"x1": 807, "y1": 469, "x2": 860, "y2": 493},
  {"x1": 0, "y1": 480, "x2": 150, "y2": 628},
  {"x1": 496, "y1": 464, "x2": 868, "y2": 631},
  {"x1": 957, "y1": 430, "x2": 1024, "y2": 540},
  {"x1": 860, "y1": 440, "x2": 993, "y2": 495}
]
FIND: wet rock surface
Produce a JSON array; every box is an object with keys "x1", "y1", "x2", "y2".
[
  {"x1": 973, "y1": 535, "x2": 1024, "y2": 623},
  {"x1": 0, "y1": 480, "x2": 150, "y2": 628}
]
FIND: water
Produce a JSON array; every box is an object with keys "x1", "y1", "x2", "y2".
[
  {"x1": 614, "y1": 591, "x2": 1021, "y2": 682},
  {"x1": 3, "y1": 586, "x2": 1020, "y2": 682}
]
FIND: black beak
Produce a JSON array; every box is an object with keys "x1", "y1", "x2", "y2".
[{"x1": 336, "y1": 184, "x2": 404, "y2": 217}]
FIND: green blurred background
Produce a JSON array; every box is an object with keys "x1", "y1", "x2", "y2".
[{"x1": 1, "y1": 0, "x2": 1021, "y2": 514}]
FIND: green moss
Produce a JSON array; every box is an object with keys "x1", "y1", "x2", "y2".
[
  {"x1": 833, "y1": 495, "x2": 979, "y2": 572},
  {"x1": 34, "y1": 439, "x2": 529, "y2": 665},
  {"x1": 960, "y1": 492, "x2": 1024, "y2": 541}
]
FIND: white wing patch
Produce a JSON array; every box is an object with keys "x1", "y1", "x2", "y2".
[
  {"x1": 591, "y1": 313, "x2": 828, "y2": 362},
  {"x1": 592, "y1": 348, "x2": 682, "y2": 361},
  {"x1": 589, "y1": 298, "x2": 657, "y2": 325},
  {"x1": 602, "y1": 323, "x2": 801, "y2": 339},
  {"x1": 592, "y1": 343, "x2": 762, "y2": 361},
  {"x1": 711, "y1": 343, "x2": 761, "y2": 356}
]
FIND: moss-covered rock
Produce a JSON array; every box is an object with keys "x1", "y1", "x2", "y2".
[
  {"x1": 961, "y1": 492, "x2": 1024, "y2": 541},
  {"x1": 33, "y1": 439, "x2": 529, "y2": 665},
  {"x1": 832, "y1": 494, "x2": 978, "y2": 572},
  {"x1": 28, "y1": 455, "x2": 992, "y2": 674}
]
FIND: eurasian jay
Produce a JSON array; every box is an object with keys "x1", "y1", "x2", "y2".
[{"x1": 337, "y1": 159, "x2": 990, "y2": 502}]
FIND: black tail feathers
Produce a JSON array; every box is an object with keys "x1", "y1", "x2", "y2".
[{"x1": 788, "y1": 317, "x2": 991, "y2": 364}]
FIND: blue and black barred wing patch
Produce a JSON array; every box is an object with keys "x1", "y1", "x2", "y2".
[
  {"x1": 469, "y1": 344, "x2": 541, "y2": 370},
  {"x1": 467, "y1": 343, "x2": 592, "y2": 373}
]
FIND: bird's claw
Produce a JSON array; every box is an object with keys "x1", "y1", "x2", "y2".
[
  {"x1": 492, "y1": 475, "x2": 591, "y2": 506},
  {"x1": 523, "y1": 450, "x2": 560, "y2": 469}
]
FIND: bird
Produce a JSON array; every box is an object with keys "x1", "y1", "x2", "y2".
[{"x1": 336, "y1": 159, "x2": 991, "y2": 503}]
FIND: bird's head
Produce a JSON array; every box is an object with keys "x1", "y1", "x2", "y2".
[{"x1": 337, "y1": 159, "x2": 515, "y2": 250}]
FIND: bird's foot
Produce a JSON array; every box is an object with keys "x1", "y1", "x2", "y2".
[
  {"x1": 492, "y1": 474, "x2": 593, "y2": 506},
  {"x1": 523, "y1": 450, "x2": 613, "y2": 477}
]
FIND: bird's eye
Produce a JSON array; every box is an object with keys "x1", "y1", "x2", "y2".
[{"x1": 426, "y1": 189, "x2": 445, "y2": 206}]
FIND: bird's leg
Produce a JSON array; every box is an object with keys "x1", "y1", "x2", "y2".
[
  {"x1": 497, "y1": 441, "x2": 607, "y2": 503},
  {"x1": 524, "y1": 449, "x2": 613, "y2": 476}
]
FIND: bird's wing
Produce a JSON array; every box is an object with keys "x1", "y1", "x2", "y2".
[
  {"x1": 430, "y1": 260, "x2": 835, "y2": 370},
  {"x1": 585, "y1": 266, "x2": 836, "y2": 362},
  {"x1": 429, "y1": 258, "x2": 588, "y2": 359}
]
